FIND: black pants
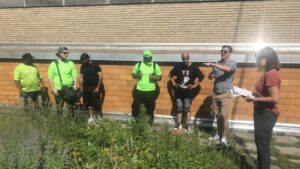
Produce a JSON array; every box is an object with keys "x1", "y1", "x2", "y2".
[
  {"x1": 54, "y1": 90, "x2": 76, "y2": 114},
  {"x1": 132, "y1": 89, "x2": 156, "y2": 124},
  {"x1": 254, "y1": 109, "x2": 278, "y2": 169},
  {"x1": 83, "y1": 86, "x2": 101, "y2": 112}
]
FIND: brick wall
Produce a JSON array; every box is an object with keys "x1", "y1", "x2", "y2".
[
  {"x1": 0, "y1": 0, "x2": 299, "y2": 43},
  {"x1": 0, "y1": 0, "x2": 299, "y2": 124},
  {"x1": 1, "y1": 61, "x2": 300, "y2": 124}
]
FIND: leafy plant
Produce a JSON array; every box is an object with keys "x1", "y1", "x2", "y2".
[{"x1": 0, "y1": 106, "x2": 242, "y2": 169}]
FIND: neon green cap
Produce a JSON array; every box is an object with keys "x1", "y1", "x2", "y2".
[{"x1": 143, "y1": 50, "x2": 152, "y2": 58}]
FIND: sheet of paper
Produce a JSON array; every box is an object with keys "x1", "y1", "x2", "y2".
[{"x1": 231, "y1": 86, "x2": 255, "y2": 99}]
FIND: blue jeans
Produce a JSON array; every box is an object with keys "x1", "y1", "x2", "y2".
[{"x1": 20, "y1": 90, "x2": 42, "y2": 108}]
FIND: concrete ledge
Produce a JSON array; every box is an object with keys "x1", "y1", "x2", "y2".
[
  {"x1": 0, "y1": 43, "x2": 300, "y2": 64},
  {"x1": 104, "y1": 112, "x2": 300, "y2": 136}
]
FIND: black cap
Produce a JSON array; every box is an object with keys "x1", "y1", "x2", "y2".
[{"x1": 22, "y1": 53, "x2": 35, "y2": 60}]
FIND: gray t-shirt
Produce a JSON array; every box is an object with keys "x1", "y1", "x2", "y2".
[{"x1": 212, "y1": 59, "x2": 237, "y2": 94}]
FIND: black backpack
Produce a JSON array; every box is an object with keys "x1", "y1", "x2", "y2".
[{"x1": 136, "y1": 61, "x2": 160, "y2": 99}]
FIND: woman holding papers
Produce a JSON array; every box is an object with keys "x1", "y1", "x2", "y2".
[{"x1": 245, "y1": 47, "x2": 281, "y2": 169}]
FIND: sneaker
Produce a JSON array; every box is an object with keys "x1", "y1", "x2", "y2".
[
  {"x1": 185, "y1": 127, "x2": 191, "y2": 133},
  {"x1": 209, "y1": 134, "x2": 220, "y2": 141},
  {"x1": 220, "y1": 138, "x2": 227, "y2": 147},
  {"x1": 174, "y1": 123, "x2": 183, "y2": 130},
  {"x1": 87, "y1": 117, "x2": 95, "y2": 124}
]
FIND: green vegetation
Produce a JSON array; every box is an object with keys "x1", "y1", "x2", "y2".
[{"x1": 0, "y1": 106, "x2": 246, "y2": 169}]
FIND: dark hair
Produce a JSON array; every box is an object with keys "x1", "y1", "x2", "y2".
[
  {"x1": 222, "y1": 45, "x2": 233, "y2": 53},
  {"x1": 256, "y1": 47, "x2": 281, "y2": 71},
  {"x1": 80, "y1": 53, "x2": 90, "y2": 62}
]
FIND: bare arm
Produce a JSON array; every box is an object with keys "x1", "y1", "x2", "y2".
[
  {"x1": 208, "y1": 72, "x2": 216, "y2": 80},
  {"x1": 73, "y1": 76, "x2": 78, "y2": 90},
  {"x1": 78, "y1": 73, "x2": 83, "y2": 90},
  {"x1": 149, "y1": 74, "x2": 162, "y2": 82},
  {"x1": 94, "y1": 72, "x2": 103, "y2": 93},
  {"x1": 14, "y1": 80, "x2": 23, "y2": 94},
  {"x1": 169, "y1": 74, "x2": 179, "y2": 88},
  {"x1": 257, "y1": 87, "x2": 280, "y2": 103},
  {"x1": 191, "y1": 77, "x2": 200, "y2": 88},
  {"x1": 246, "y1": 86, "x2": 280, "y2": 103},
  {"x1": 204, "y1": 63, "x2": 232, "y2": 72},
  {"x1": 132, "y1": 71, "x2": 142, "y2": 79},
  {"x1": 40, "y1": 78, "x2": 45, "y2": 88},
  {"x1": 48, "y1": 78, "x2": 58, "y2": 96}
]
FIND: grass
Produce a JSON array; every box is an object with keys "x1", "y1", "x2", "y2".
[
  {"x1": 0, "y1": 106, "x2": 246, "y2": 169},
  {"x1": 1, "y1": 105, "x2": 299, "y2": 169},
  {"x1": 0, "y1": 106, "x2": 83, "y2": 169}
]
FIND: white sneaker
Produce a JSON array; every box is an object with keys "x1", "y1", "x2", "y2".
[
  {"x1": 209, "y1": 134, "x2": 220, "y2": 141},
  {"x1": 174, "y1": 124, "x2": 183, "y2": 130},
  {"x1": 88, "y1": 117, "x2": 95, "y2": 124},
  {"x1": 185, "y1": 126, "x2": 191, "y2": 133},
  {"x1": 220, "y1": 138, "x2": 227, "y2": 147}
]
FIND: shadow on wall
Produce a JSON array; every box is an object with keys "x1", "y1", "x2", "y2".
[
  {"x1": 99, "y1": 83, "x2": 105, "y2": 115},
  {"x1": 167, "y1": 80, "x2": 177, "y2": 117},
  {"x1": 194, "y1": 95, "x2": 214, "y2": 131},
  {"x1": 195, "y1": 95, "x2": 213, "y2": 119}
]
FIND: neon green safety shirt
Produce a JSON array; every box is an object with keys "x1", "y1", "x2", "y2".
[
  {"x1": 132, "y1": 62, "x2": 162, "y2": 91},
  {"x1": 14, "y1": 63, "x2": 41, "y2": 92},
  {"x1": 48, "y1": 60, "x2": 77, "y2": 90}
]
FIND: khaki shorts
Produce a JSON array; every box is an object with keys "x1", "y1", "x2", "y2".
[{"x1": 212, "y1": 93, "x2": 232, "y2": 116}]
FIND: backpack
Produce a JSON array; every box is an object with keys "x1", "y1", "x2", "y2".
[{"x1": 136, "y1": 61, "x2": 160, "y2": 98}]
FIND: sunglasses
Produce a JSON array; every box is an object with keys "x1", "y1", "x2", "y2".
[
  {"x1": 220, "y1": 50, "x2": 229, "y2": 54},
  {"x1": 62, "y1": 52, "x2": 69, "y2": 55}
]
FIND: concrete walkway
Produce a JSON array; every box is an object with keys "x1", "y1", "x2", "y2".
[{"x1": 232, "y1": 131, "x2": 300, "y2": 169}]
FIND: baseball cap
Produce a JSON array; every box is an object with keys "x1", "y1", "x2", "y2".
[
  {"x1": 143, "y1": 50, "x2": 152, "y2": 58},
  {"x1": 22, "y1": 53, "x2": 34, "y2": 60},
  {"x1": 56, "y1": 46, "x2": 68, "y2": 56}
]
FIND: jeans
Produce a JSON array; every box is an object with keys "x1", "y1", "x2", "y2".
[
  {"x1": 254, "y1": 109, "x2": 278, "y2": 169},
  {"x1": 20, "y1": 90, "x2": 42, "y2": 109}
]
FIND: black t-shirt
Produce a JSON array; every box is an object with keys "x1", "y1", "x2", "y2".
[
  {"x1": 169, "y1": 63, "x2": 204, "y2": 98},
  {"x1": 80, "y1": 62, "x2": 102, "y2": 87}
]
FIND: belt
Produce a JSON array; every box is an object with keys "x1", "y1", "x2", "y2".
[{"x1": 213, "y1": 92, "x2": 230, "y2": 95}]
